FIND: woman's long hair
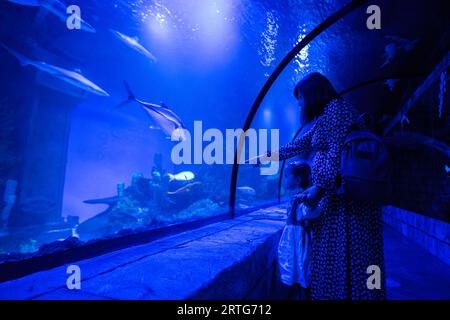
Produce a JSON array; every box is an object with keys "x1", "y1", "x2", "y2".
[{"x1": 294, "y1": 72, "x2": 340, "y2": 124}]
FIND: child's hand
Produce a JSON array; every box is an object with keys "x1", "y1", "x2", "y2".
[{"x1": 295, "y1": 185, "x2": 324, "y2": 207}]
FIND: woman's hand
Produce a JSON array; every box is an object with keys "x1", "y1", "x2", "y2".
[
  {"x1": 295, "y1": 185, "x2": 325, "y2": 207},
  {"x1": 246, "y1": 150, "x2": 282, "y2": 168}
]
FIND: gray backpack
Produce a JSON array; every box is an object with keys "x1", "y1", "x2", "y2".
[{"x1": 338, "y1": 128, "x2": 392, "y2": 203}]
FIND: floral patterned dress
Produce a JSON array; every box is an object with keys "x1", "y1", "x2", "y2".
[{"x1": 278, "y1": 98, "x2": 386, "y2": 300}]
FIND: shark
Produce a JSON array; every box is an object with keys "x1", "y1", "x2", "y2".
[
  {"x1": 7, "y1": 0, "x2": 96, "y2": 33},
  {"x1": 1, "y1": 44, "x2": 109, "y2": 97},
  {"x1": 118, "y1": 81, "x2": 186, "y2": 141},
  {"x1": 110, "y1": 29, "x2": 157, "y2": 63}
]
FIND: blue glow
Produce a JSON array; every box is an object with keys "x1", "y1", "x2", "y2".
[{"x1": 0, "y1": 1, "x2": 447, "y2": 301}]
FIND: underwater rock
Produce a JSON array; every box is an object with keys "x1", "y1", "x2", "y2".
[
  {"x1": 79, "y1": 172, "x2": 161, "y2": 240},
  {"x1": 38, "y1": 236, "x2": 83, "y2": 255},
  {"x1": 77, "y1": 164, "x2": 213, "y2": 242},
  {"x1": 78, "y1": 203, "x2": 159, "y2": 241},
  {"x1": 19, "y1": 239, "x2": 38, "y2": 254},
  {"x1": 176, "y1": 199, "x2": 221, "y2": 221},
  {"x1": 0, "y1": 252, "x2": 27, "y2": 264},
  {"x1": 0, "y1": 236, "x2": 83, "y2": 264}
]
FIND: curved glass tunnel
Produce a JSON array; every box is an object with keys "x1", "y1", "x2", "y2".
[{"x1": 0, "y1": 0, "x2": 448, "y2": 299}]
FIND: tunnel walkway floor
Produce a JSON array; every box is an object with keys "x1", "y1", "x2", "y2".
[
  {"x1": 0, "y1": 205, "x2": 449, "y2": 300},
  {"x1": 383, "y1": 224, "x2": 450, "y2": 299}
]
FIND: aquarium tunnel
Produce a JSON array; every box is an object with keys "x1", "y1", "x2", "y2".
[{"x1": 0, "y1": 0, "x2": 449, "y2": 300}]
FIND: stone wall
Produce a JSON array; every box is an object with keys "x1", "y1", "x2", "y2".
[
  {"x1": 382, "y1": 206, "x2": 450, "y2": 265},
  {"x1": 388, "y1": 148, "x2": 449, "y2": 223},
  {"x1": 0, "y1": 205, "x2": 290, "y2": 299}
]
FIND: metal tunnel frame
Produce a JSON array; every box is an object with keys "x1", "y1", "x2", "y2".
[{"x1": 229, "y1": 0, "x2": 369, "y2": 218}]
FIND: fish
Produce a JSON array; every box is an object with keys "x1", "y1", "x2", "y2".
[
  {"x1": 110, "y1": 29, "x2": 157, "y2": 62},
  {"x1": 7, "y1": 0, "x2": 40, "y2": 6},
  {"x1": 381, "y1": 35, "x2": 418, "y2": 68},
  {"x1": 0, "y1": 44, "x2": 109, "y2": 96},
  {"x1": 385, "y1": 35, "x2": 418, "y2": 51},
  {"x1": 167, "y1": 171, "x2": 195, "y2": 182},
  {"x1": 118, "y1": 81, "x2": 186, "y2": 140},
  {"x1": 167, "y1": 182, "x2": 202, "y2": 195},
  {"x1": 385, "y1": 79, "x2": 399, "y2": 92},
  {"x1": 8, "y1": 0, "x2": 96, "y2": 33},
  {"x1": 445, "y1": 164, "x2": 450, "y2": 175},
  {"x1": 237, "y1": 186, "x2": 256, "y2": 196},
  {"x1": 400, "y1": 114, "x2": 410, "y2": 128}
]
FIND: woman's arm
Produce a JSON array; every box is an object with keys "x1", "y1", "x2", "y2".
[{"x1": 258, "y1": 124, "x2": 315, "y2": 163}]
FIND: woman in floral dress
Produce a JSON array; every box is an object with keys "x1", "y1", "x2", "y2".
[{"x1": 267, "y1": 72, "x2": 386, "y2": 300}]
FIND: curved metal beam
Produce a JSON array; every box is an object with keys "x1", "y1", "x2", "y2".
[{"x1": 229, "y1": 0, "x2": 369, "y2": 218}]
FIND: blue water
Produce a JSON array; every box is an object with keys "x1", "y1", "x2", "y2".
[
  {"x1": 0, "y1": 0, "x2": 355, "y2": 251},
  {"x1": 0, "y1": 0, "x2": 449, "y2": 302},
  {"x1": 60, "y1": 0, "x2": 329, "y2": 225},
  {"x1": 0, "y1": 0, "x2": 447, "y2": 260}
]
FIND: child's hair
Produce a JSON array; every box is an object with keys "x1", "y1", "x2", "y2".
[{"x1": 285, "y1": 161, "x2": 311, "y2": 189}]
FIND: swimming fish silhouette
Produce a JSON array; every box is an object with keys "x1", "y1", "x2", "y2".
[
  {"x1": 118, "y1": 81, "x2": 186, "y2": 141},
  {"x1": 1, "y1": 43, "x2": 109, "y2": 96}
]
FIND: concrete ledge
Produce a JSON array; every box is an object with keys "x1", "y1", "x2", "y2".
[
  {"x1": 0, "y1": 205, "x2": 287, "y2": 300},
  {"x1": 382, "y1": 206, "x2": 450, "y2": 265}
]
